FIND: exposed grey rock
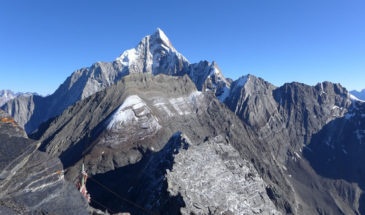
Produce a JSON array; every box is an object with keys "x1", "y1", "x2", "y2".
[
  {"x1": 34, "y1": 73, "x2": 282, "y2": 214},
  {"x1": 225, "y1": 75, "x2": 352, "y2": 163},
  {"x1": 28, "y1": 70, "x2": 365, "y2": 214},
  {"x1": 0, "y1": 110, "x2": 89, "y2": 215},
  {"x1": 86, "y1": 132, "x2": 187, "y2": 215},
  {"x1": 187, "y1": 61, "x2": 230, "y2": 101},
  {"x1": 302, "y1": 100, "x2": 365, "y2": 214},
  {"x1": 2, "y1": 28, "x2": 364, "y2": 215},
  {"x1": 0, "y1": 90, "x2": 17, "y2": 107},
  {"x1": 0, "y1": 95, "x2": 39, "y2": 133},
  {"x1": 224, "y1": 75, "x2": 365, "y2": 214},
  {"x1": 1, "y1": 29, "x2": 229, "y2": 134},
  {"x1": 0, "y1": 90, "x2": 36, "y2": 107},
  {"x1": 167, "y1": 135, "x2": 280, "y2": 215}
]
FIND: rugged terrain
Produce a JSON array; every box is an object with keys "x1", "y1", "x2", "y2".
[
  {"x1": 34, "y1": 73, "x2": 280, "y2": 215},
  {"x1": 1, "y1": 29, "x2": 229, "y2": 134},
  {"x1": 0, "y1": 110, "x2": 89, "y2": 214},
  {"x1": 0, "y1": 90, "x2": 35, "y2": 107},
  {"x1": 33, "y1": 71, "x2": 365, "y2": 214},
  {"x1": 224, "y1": 75, "x2": 365, "y2": 214},
  {"x1": 1, "y1": 29, "x2": 364, "y2": 215}
]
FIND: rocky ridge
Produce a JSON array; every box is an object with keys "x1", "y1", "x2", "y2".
[
  {"x1": 224, "y1": 75, "x2": 365, "y2": 214},
  {"x1": 350, "y1": 89, "x2": 365, "y2": 101},
  {"x1": 33, "y1": 73, "x2": 281, "y2": 214},
  {"x1": 1, "y1": 29, "x2": 230, "y2": 133},
  {"x1": 0, "y1": 110, "x2": 89, "y2": 215},
  {"x1": 167, "y1": 135, "x2": 280, "y2": 215},
  {"x1": 1, "y1": 28, "x2": 364, "y2": 215},
  {"x1": 0, "y1": 90, "x2": 35, "y2": 107},
  {"x1": 31, "y1": 72, "x2": 365, "y2": 214}
]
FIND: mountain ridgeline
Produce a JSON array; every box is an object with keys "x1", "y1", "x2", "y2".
[
  {"x1": 1, "y1": 28, "x2": 230, "y2": 134},
  {"x1": 0, "y1": 110, "x2": 90, "y2": 214},
  {"x1": 1, "y1": 29, "x2": 365, "y2": 215},
  {"x1": 350, "y1": 89, "x2": 365, "y2": 101}
]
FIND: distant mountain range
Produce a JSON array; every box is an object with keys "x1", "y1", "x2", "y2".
[
  {"x1": 1, "y1": 28, "x2": 229, "y2": 133},
  {"x1": 1, "y1": 29, "x2": 365, "y2": 215},
  {"x1": 350, "y1": 89, "x2": 365, "y2": 100},
  {"x1": 0, "y1": 90, "x2": 36, "y2": 106}
]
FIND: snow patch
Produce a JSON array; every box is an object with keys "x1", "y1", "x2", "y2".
[
  {"x1": 208, "y1": 66, "x2": 220, "y2": 77},
  {"x1": 294, "y1": 152, "x2": 301, "y2": 159},
  {"x1": 217, "y1": 86, "x2": 230, "y2": 102},
  {"x1": 349, "y1": 93, "x2": 364, "y2": 102},
  {"x1": 152, "y1": 91, "x2": 202, "y2": 116},
  {"x1": 107, "y1": 95, "x2": 161, "y2": 132},
  {"x1": 156, "y1": 28, "x2": 170, "y2": 46},
  {"x1": 116, "y1": 48, "x2": 138, "y2": 66},
  {"x1": 169, "y1": 92, "x2": 202, "y2": 115},
  {"x1": 107, "y1": 95, "x2": 145, "y2": 129},
  {"x1": 236, "y1": 75, "x2": 248, "y2": 88},
  {"x1": 108, "y1": 109, "x2": 136, "y2": 129},
  {"x1": 153, "y1": 102, "x2": 174, "y2": 116},
  {"x1": 169, "y1": 97, "x2": 187, "y2": 115},
  {"x1": 320, "y1": 83, "x2": 326, "y2": 94}
]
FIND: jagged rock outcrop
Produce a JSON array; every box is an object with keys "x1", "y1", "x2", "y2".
[
  {"x1": 1, "y1": 29, "x2": 229, "y2": 133},
  {"x1": 0, "y1": 110, "x2": 89, "y2": 215},
  {"x1": 167, "y1": 135, "x2": 280, "y2": 215},
  {"x1": 4, "y1": 66, "x2": 364, "y2": 215},
  {"x1": 303, "y1": 99, "x2": 365, "y2": 214},
  {"x1": 33, "y1": 73, "x2": 281, "y2": 214},
  {"x1": 0, "y1": 90, "x2": 35, "y2": 107},
  {"x1": 224, "y1": 74, "x2": 365, "y2": 214},
  {"x1": 2, "y1": 27, "x2": 364, "y2": 215},
  {"x1": 187, "y1": 61, "x2": 230, "y2": 101},
  {"x1": 0, "y1": 90, "x2": 17, "y2": 107}
]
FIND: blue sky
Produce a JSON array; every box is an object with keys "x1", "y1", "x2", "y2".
[{"x1": 0, "y1": 0, "x2": 364, "y2": 95}]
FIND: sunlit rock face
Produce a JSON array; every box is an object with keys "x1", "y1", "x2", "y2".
[
  {"x1": 2, "y1": 28, "x2": 365, "y2": 215},
  {"x1": 0, "y1": 110, "x2": 89, "y2": 215},
  {"x1": 1, "y1": 28, "x2": 228, "y2": 134},
  {"x1": 167, "y1": 135, "x2": 281, "y2": 215},
  {"x1": 224, "y1": 75, "x2": 365, "y2": 214},
  {"x1": 33, "y1": 73, "x2": 281, "y2": 214}
]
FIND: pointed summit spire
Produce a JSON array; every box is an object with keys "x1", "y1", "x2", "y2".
[{"x1": 151, "y1": 27, "x2": 173, "y2": 48}]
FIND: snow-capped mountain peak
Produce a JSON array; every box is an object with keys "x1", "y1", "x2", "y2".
[
  {"x1": 153, "y1": 27, "x2": 173, "y2": 49},
  {"x1": 115, "y1": 28, "x2": 189, "y2": 75},
  {"x1": 2, "y1": 28, "x2": 228, "y2": 133}
]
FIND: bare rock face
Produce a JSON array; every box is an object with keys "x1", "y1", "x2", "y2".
[
  {"x1": 25, "y1": 71, "x2": 365, "y2": 214},
  {"x1": 187, "y1": 61, "x2": 231, "y2": 101},
  {"x1": 0, "y1": 90, "x2": 35, "y2": 107},
  {"x1": 1, "y1": 29, "x2": 229, "y2": 134},
  {"x1": 167, "y1": 135, "x2": 280, "y2": 215},
  {"x1": 0, "y1": 110, "x2": 89, "y2": 215},
  {"x1": 33, "y1": 73, "x2": 282, "y2": 214},
  {"x1": 2, "y1": 29, "x2": 364, "y2": 215},
  {"x1": 224, "y1": 75, "x2": 365, "y2": 214},
  {"x1": 0, "y1": 90, "x2": 17, "y2": 107}
]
